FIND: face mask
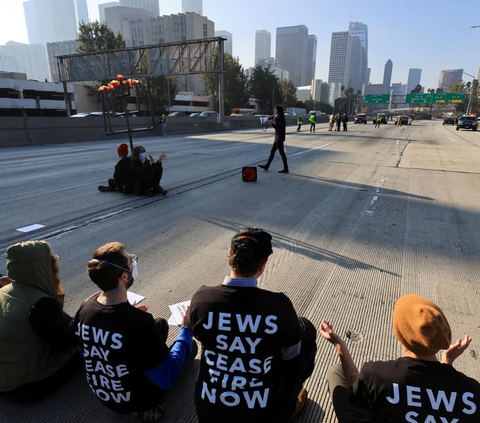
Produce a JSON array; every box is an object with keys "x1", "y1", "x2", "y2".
[{"x1": 139, "y1": 152, "x2": 146, "y2": 164}]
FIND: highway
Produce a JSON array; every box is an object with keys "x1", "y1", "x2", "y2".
[{"x1": 2, "y1": 120, "x2": 480, "y2": 423}]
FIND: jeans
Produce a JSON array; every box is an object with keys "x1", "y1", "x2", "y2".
[{"x1": 265, "y1": 141, "x2": 288, "y2": 170}]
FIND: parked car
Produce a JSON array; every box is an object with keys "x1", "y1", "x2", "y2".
[
  {"x1": 456, "y1": 116, "x2": 478, "y2": 131},
  {"x1": 284, "y1": 111, "x2": 293, "y2": 116},
  {"x1": 354, "y1": 114, "x2": 368, "y2": 124},
  {"x1": 199, "y1": 111, "x2": 218, "y2": 117},
  {"x1": 400, "y1": 116, "x2": 411, "y2": 126},
  {"x1": 443, "y1": 117, "x2": 455, "y2": 125},
  {"x1": 189, "y1": 113, "x2": 201, "y2": 117},
  {"x1": 169, "y1": 111, "x2": 188, "y2": 117}
]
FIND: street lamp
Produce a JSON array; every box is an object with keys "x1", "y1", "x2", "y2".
[
  {"x1": 272, "y1": 85, "x2": 280, "y2": 115},
  {"x1": 462, "y1": 71, "x2": 476, "y2": 114}
]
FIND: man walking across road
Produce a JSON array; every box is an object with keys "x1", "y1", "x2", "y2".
[
  {"x1": 320, "y1": 294, "x2": 480, "y2": 423},
  {"x1": 187, "y1": 228, "x2": 317, "y2": 423},
  {"x1": 342, "y1": 113, "x2": 348, "y2": 131},
  {"x1": 309, "y1": 113, "x2": 316, "y2": 132},
  {"x1": 374, "y1": 115, "x2": 382, "y2": 128},
  {"x1": 296, "y1": 115, "x2": 303, "y2": 132},
  {"x1": 259, "y1": 105, "x2": 289, "y2": 173}
]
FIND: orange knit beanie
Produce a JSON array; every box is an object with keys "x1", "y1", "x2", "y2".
[{"x1": 393, "y1": 294, "x2": 451, "y2": 356}]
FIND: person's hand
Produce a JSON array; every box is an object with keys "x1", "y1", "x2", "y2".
[
  {"x1": 181, "y1": 306, "x2": 190, "y2": 327},
  {"x1": 320, "y1": 319, "x2": 343, "y2": 346},
  {"x1": 135, "y1": 304, "x2": 148, "y2": 312},
  {"x1": 159, "y1": 153, "x2": 167, "y2": 161},
  {"x1": 442, "y1": 335, "x2": 472, "y2": 365},
  {"x1": 0, "y1": 276, "x2": 14, "y2": 288}
]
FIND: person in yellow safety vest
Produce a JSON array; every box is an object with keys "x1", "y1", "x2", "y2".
[
  {"x1": 374, "y1": 115, "x2": 382, "y2": 128},
  {"x1": 296, "y1": 115, "x2": 303, "y2": 132},
  {"x1": 309, "y1": 114, "x2": 316, "y2": 132}
]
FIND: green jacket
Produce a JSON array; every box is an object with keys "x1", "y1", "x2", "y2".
[
  {"x1": 0, "y1": 241, "x2": 76, "y2": 392},
  {"x1": 309, "y1": 115, "x2": 316, "y2": 123},
  {"x1": 297, "y1": 116, "x2": 303, "y2": 125}
]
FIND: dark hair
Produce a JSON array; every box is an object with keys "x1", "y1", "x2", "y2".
[
  {"x1": 87, "y1": 242, "x2": 129, "y2": 292},
  {"x1": 228, "y1": 245, "x2": 267, "y2": 277},
  {"x1": 131, "y1": 145, "x2": 146, "y2": 161},
  {"x1": 275, "y1": 105, "x2": 284, "y2": 116}
]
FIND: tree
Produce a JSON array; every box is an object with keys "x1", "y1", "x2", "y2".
[
  {"x1": 279, "y1": 79, "x2": 297, "y2": 108},
  {"x1": 77, "y1": 21, "x2": 125, "y2": 53},
  {"x1": 436, "y1": 88, "x2": 444, "y2": 94},
  {"x1": 139, "y1": 76, "x2": 179, "y2": 115},
  {"x1": 201, "y1": 53, "x2": 250, "y2": 114},
  {"x1": 411, "y1": 84, "x2": 422, "y2": 94},
  {"x1": 249, "y1": 65, "x2": 281, "y2": 114}
]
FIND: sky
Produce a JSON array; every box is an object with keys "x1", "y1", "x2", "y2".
[{"x1": 2, "y1": 0, "x2": 480, "y2": 89}]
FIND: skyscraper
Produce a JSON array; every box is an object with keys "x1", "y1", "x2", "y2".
[
  {"x1": 0, "y1": 47, "x2": 17, "y2": 73},
  {"x1": 348, "y1": 22, "x2": 368, "y2": 91},
  {"x1": 182, "y1": 0, "x2": 202, "y2": 15},
  {"x1": 328, "y1": 31, "x2": 351, "y2": 87},
  {"x1": 305, "y1": 34, "x2": 317, "y2": 85},
  {"x1": 120, "y1": 0, "x2": 159, "y2": 16},
  {"x1": 47, "y1": 40, "x2": 81, "y2": 81},
  {"x1": 23, "y1": 0, "x2": 78, "y2": 46},
  {"x1": 406, "y1": 68, "x2": 422, "y2": 94},
  {"x1": 215, "y1": 30, "x2": 232, "y2": 55},
  {"x1": 255, "y1": 30, "x2": 271, "y2": 65},
  {"x1": 99, "y1": 2, "x2": 120, "y2": 23},
  {"x1": 383, "y1": 59, "x2": 393, "y2": 93},
  {"x1": 4, "y1": 41, "x2": 49, "y2": 81},
  {"x1": 74, "y1": 0, "x2": 89, "y2": 26},
  {"x1": 276, "y1": 25, "x2": 310, "y2": 86},
  {"x1": 438, "y1": 69, "x2": 463, "y2": 91}
]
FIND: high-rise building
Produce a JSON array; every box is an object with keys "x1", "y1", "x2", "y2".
[
  {"x1": 215, "y1": 30, "x2": 232, "y2": 55},
  {"x1": 99, "y1": 2, "x2": 120, "y2": 23},
  {"x1": 3, "y1": 41, "x2": 49, "y2": 81},
  {"x1": 438, "y1": 69, "x2": 463, "y2": 91},
  {"x1": 328, "y1": 31, "x2": 351, "y2": 88},
  {"x1": 328, "y1": 81, "x2": 342, "y2": 106},
  {"x1": 348, "y1": 22, "x2": 368, "y2": 91},
  {"x1": 23, "y1": 0, "x2": 78, "y2": 46},
  {"x1": 366, "y1": 67, "x2": 371, "y2": 86},
  {"x1": 255, "y1": 30, "x2": 271, "y2": 65},
  {"x1": 120, "y1": 0, "x2": 159, "y2": 16},
  {"x1": 47, "y1": 40, "x2": 81, "y2": 81},
  {"x1": 105, "y1": 6, "x2": 156, "y2": 47},
  {"x1": 383, "y1": 59, "x2": 393, "y2": 93},
  {"x1": 74, "y1": 0, "x2": 89, "y2": 26},
  {"x1": 305, "y1": 35, "x2": 317, "y2": 85},
  {"x1": 0, "y1": 47, "x2": 17, "y2": 73},
  {"x1": 276, "y1": 25, "x2": 309, "y2": 86},
  {"x1": 406, "y1": 68, "x2": 422, "y2": 94},
  {"x1": 312, "y1": 79, "x2": 329, "y2": 103},
  {"x1": 182, "y1": 0, "x2": 202, "y2": 15}
]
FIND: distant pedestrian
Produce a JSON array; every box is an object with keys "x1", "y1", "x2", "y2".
[
  {"x1": 342, "y1": 113, "x2": 348, "y2": 131},
  {"x1": 297, "y1": 115, "x2": 303, "y2": 132},
  {"x1": 336, "y1": 113, "x2": 341, "y2": 132},
  {"x1": 328, "y1": 114, "x2": 334, "y2": 131},
  {"x1": 159, "y1": 114, "x2": 167, "y2": 136},
  {"x1": 375, "y1": 115, "x2": 382, "y2": 128},
  {"x1": 309, "y1": 113, "x2": 316, "y2": 132},
  {"x1": 259, "y1": 105, "x2": 289, "y2": 173}
]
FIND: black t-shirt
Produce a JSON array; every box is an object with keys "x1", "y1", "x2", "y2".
[
  {"x1": 187, "y1": 285, "x2": 301, "y2": 423},
  {"x1": 272, "y1": 115, "x2": 286, "y2": 143},
  {"x1": 73, "y1": 298, "x2": 170, "y2": 414},
  {"x1": 114, "y1": 157, "x2": 136, "y2": 188},
  {"x1": 351, "y1": 357, "x2": 480, "y2": 422}
]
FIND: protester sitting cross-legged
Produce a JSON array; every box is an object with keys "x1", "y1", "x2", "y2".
[
  {"x1": 0, "y1": 241, "x2": 80, "y2": 403},
  {"x1": 186, "y1": 228, "x2": 317, "y2": 423},
  {"x1": 98, "y1": 143, "x2": 137, "y2": 195},
  {"x1": 73, "y1": 242, "x2": 196, "y2": 422},
  {"x1": 130, "y1": 146, "x2": 167, "y2": 197},
  {"x1": 320, "y1": 294, "x2": 480, "y2": 423}
]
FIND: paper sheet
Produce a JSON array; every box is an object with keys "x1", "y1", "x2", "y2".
[
  {"x1": 127, "y1": 291, "x2": 146, "y2": 305},
  {"x1": 168, "y1": 300, "x2": 191, "y2": 326}
]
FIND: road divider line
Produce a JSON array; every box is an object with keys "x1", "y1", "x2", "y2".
[
  {"x1": 289, "y1": 141, "x2": 336, "y2": 157},
  {"x1": 16, "y1": 224, "x2": 45, "y2": 233}
]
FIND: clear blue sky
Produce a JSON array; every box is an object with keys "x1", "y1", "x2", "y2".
[{"x1": 2, "y1": 0, "x2": 479, "y2": 89}]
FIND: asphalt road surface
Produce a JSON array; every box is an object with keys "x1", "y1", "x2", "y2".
[{"x1": 2, "y1": 120, "x2": 480, "y2": 423}]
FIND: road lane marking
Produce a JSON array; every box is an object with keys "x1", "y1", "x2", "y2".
[
  {"x1": 17, "y1": 224, "x2": 45, "y2": 233},
  {"x1": 289, "y1": 141, "x2": 336, "y2": 157},
  {"x1": 212, "y1": 146, "x2": 242, "y2": 152}
]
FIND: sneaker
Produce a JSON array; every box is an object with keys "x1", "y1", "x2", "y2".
[
  {"x1": 98, "y1": 185, "x2": 114, "y2": 192},
  {"x1": 136, "y1": 404, "x2": 165, "y2": 422},
  {"x1": 144, "y1": 189, "x2": 154, "y2": 197},
  {"x1": 259, "y1": 164, "x2": 269, "y2": 171},
  {"x1": 278, "y1": 169, "x2": 289, "y2": 174},
  {"x1": 290, "y1": 388, "x2": 307, "y2": 422}
]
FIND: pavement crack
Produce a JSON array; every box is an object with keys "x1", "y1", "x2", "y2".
[{"x1": 396, "y1": 140, "x2": 410, "y2": 168}]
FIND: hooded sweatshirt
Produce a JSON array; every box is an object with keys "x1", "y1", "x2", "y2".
[{"x1": 0, "y1": 241, "x2": 76, "y2": 392}]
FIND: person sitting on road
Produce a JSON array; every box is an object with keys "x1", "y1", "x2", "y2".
[
  {"x1": 186, "y1": 228, "x2": 317, "y2": 423},
  {"x1": 98, "y1": 143, "x2": 137, "y2": 195},
  {"x1": 0, "y1": 241, "x2": 80, "y2": 403},
  {"x1": 130, "y1": 146, "x2": 167, "y2": 197},
  {"x1": 73, "y1": 242, "x2": 196, "y2": 422},
  {"x1": 320, "y1": 294, "x2": 480, "y2": 423}
]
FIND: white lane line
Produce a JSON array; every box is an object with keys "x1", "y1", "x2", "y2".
[
  {"x1": 370, "y1": 195, "x2": 379, "y2": 206},
  {"x1": 17, "y1": 224, "x2": 45, "y2": 233},
  {"x1": 396, "y1": 140, "x2": 399, "y2": 145},
  {"x1": 212, "y1": 146, "x2": 242, "y2": 152},
  {"x1": 289, "y1": 141, "x2": 336, "y2": 157},
  {"x1": 447, "y1": 137, "x2": 457, "y2": 143}
]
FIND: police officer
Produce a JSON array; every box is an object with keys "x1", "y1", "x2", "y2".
[
  {"x1": 296, "y1": 115, "x2": 303, "y2": 132},
  {"x1": 309, "y1": 113, "x2": 316, "y2": 132}
]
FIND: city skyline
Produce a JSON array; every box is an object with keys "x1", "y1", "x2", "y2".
[{"x1": 1, "y1": 0, "x2": 479, "y2": 91}]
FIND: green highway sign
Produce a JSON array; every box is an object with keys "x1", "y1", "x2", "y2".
[
  {"x1": 406, "y1": 92, "x2": 465, "y2": 104},
  {"x1": 406, "y1": 94, "x2": 432, "y2": 103},
  {"x1": 365, "y1": 94, "x2": 390, "y2": 104}
]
